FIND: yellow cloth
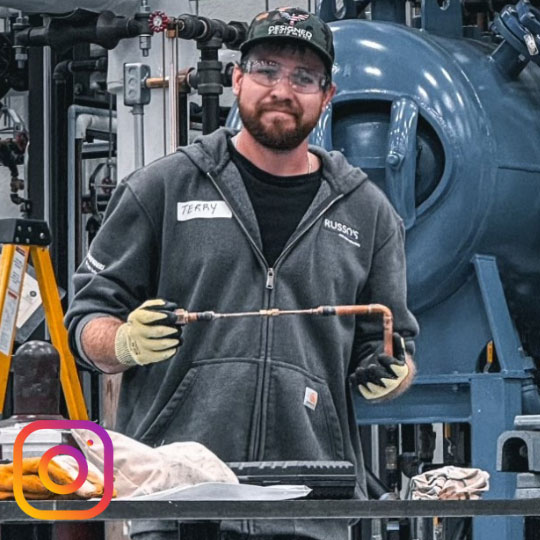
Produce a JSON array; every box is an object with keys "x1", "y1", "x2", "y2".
[{"x1": 0, "y1": 456, "x2": 115, "y2": 500}]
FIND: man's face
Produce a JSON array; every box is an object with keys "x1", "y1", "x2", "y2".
[{"x1": 232, "y1": 46, "x2": 336, "y2": 150}]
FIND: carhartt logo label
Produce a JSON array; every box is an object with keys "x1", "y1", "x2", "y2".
[
  {"x1": 304, "y1": 387, "x2": 318, "y2": 410},
  {"x1": 177, "y1": 201, "x2": 232, "y2": 221},
  {"x1": 323, "y1": 219, "x2": 361, "y2": 247}
]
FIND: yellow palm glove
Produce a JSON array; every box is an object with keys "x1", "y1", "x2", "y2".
[
  {"x1": 115, "y1": 299, "x2": 181, "y2": 366},
  {"x1": 350, "y1": 333, "x2": 416, "y2": 402}
]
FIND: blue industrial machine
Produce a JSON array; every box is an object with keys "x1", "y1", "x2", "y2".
[
  {"x1": 230, "y1": 1, "x2": 540, "y2": 538},
  {"x1": 318, "y1": 1, "x2": 540, "y2": 539}
]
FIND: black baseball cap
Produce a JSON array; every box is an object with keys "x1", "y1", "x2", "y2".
[{"x1": 240, "y1": 7, "x2": 335, "y2": 73}]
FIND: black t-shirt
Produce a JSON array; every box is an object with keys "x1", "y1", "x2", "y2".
[{"x1": 229, "y1": 140, "x2": 321, "y2": 267}]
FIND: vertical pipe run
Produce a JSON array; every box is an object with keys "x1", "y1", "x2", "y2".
[
  {"x1": 370, "y1": 424, "x2": 383, "y2": 539},
  {"x1": 198, "y1": 40, "x2": 222, "y2": 135},
  {"x1": 178, "y1": 91, "x2": 189, "y2": 147},
  {"x1": 202, "y1": 95, "x2": 219, "y2": 134},
  {"x1": 133, "y1": 105, "x2": 145, "y2": 169},
  {"x1": 67, "y1": 106, "x2": 116, "y2": 300},
  {"x1": 168, "y1": 29, "x2": 179, "y2": 153},
  {"x1": 43, "y1": 39, "x2": 51, "y2": 228},
  {"x1": 162, "y1": 32, "x2": 167, "y2": 155},
  {"x1": 74, "y1": 139, "x2": 83, "y2": 278},
  {"x1": 42, "y1": 42, "x2": 52, "y2": 341}
]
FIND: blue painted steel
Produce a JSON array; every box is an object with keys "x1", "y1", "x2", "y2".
[
  {"x1": 472, "y1": 255, "x2": 535, "y2": 375},
  {"x1": 311, "y1": 18, "x2": 540, "y2": 325},
  {"x1": 385, "y1": 97, "x2": 418, "y2": 229},
  {"x1": 314, "y1": 19, "x2": 540, "y2": 540},
  {"x1": 421, "y1": 0, "x2": 462, "y2": 38},
  {"x1": 370, "y1": 1, "x2": 407, "y2": 24},
  {"x1": 492, "y1": 1, "x2": 540, "y2": 76},
  {"x1": 317, "y1": 0, "x2": 358, "y2": 22},
  {"x1": 471, "y1": 377, "x2": 524, "y2": 538}
]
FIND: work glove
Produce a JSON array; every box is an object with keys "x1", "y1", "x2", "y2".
[
  {"x1": 114, "y1": 299, "x2": 182, "y2": 367},
  {"x1": 350, "y1": 333, "x2": 416, "y2": 402}
]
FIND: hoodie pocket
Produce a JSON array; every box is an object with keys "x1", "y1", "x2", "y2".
[
  {"x1": 263, "y1": 363, "x2": 345, "y2": 461},
  {"x1": 140, "y1": 359, "x2": 260, "y2": 461}
]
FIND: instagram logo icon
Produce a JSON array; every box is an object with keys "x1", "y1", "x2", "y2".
[{"x1": 13, "y1": 420, "x2": 114, "y2": 520}]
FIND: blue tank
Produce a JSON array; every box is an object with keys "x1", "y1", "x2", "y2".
[
  {"x1": 308, "y1": 14, "x2": 540, "y2": 540},
  {"x1": 310, "y1": 19, "x2": 540, "y2": 352}
]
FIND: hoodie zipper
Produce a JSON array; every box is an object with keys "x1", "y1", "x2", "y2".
[
  {"x1": 265, "y1": 268, "x2": 275, "y2": 289},
  {"x1": 206, "y1": 171, "x2": 344, "y2": 459},
  {"x1": 253, "y1": 193, "x2": 344, "y2": 459}
]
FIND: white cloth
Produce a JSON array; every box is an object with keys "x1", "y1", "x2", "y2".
[
  {"x1": 410, "y1": 466, "x2": 490, "y2": 500},
  {"x1": 71, "y1": 428, "x2": 238, "y2": 498}
]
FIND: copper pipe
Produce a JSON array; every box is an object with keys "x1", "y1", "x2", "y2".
[
  {"x1": 168, "y1": 29, "x2": 179, "y2": 153},
  {"x1": 146, "y1": 69, "x2": 192, "y2": 89},
  {"x1": 334, "y1": 304, "x2": 393, "y2": 356},
  {"x1": 146, "y1": 76, "x2": 169, "y2": 88},
  {"x1": 174, "y1": 304, "x2": 394, "y2": 356}
]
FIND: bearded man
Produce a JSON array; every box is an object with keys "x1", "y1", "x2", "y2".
[{"x1": 66, "y1": 7, "x2": 418, "y2": 540}]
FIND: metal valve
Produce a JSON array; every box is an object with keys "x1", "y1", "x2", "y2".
[
  {"x1": 149, "y1": 11, "x2": 170, "y2": 33},
  {"x1": 136, "y1": 0, "x2": 152, "y2": 56}
]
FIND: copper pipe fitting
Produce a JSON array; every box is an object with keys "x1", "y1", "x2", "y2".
[
  {"x1": 145, "y1": 68, "x2": 193, "y2": 89},
  {"x1": 174, "y1": 303, "x2": 394, "y2": 356}
]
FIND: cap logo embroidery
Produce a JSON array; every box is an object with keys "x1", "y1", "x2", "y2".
[
  {"x1": 267, "y1": 25, "x2": 313, "y2": 40},
  {"x1": 281, "y1": 12, "x2": 310, "y2": 26}
]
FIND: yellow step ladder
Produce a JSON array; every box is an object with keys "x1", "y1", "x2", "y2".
[{"x1": 0, "y1": 218, "x2": 88, "y2": 420}]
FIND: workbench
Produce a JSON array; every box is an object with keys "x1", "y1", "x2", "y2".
[{"x1": 0, "y1": 498, "x2": 539, "y2": 539}]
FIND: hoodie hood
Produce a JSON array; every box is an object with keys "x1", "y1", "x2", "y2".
[{"x1": 178, "y1": 127, "x2": 368, "y2": 197}]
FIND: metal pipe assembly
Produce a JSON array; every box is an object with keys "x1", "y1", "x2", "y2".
[{"x1": 175, "y1": 303, "x2": 394, "y2": 357}]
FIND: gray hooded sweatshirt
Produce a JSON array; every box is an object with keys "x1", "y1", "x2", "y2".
[{"x1": 65, "y1": 128, "x2": 418, "y2": 539}]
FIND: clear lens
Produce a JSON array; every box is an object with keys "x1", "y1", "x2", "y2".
[{"x1": 243, "y1": 61, "x2": 326, "y2": 94}]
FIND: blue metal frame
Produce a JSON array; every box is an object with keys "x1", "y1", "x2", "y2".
[{"x1": 355, "y1": 255, "x2": 531, "y2": 538}]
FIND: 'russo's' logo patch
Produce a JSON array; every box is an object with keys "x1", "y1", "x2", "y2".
[{"x1": 323, "y1": 219, "x2": 361, "y2": 248}]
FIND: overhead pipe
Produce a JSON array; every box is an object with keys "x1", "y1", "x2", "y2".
[
  {"x1": 52, "y1": 57, "x2": 107, "y2": 84},
  {"x1": 161, "y1": 14, "x2": 247, "y2": 135}
]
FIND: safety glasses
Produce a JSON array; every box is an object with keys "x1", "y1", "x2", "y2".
[{"x1": 240, "y1": 60, "x2": 328, "y2": 94}]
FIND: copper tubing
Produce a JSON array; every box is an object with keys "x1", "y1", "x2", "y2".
[
  {"x1": 174, "y1": 303, "x2": 393, "y2": 356},
  {"x1": 146, "y1": 76, "x2": 169, "y2": 88},
  {"x1": 333, "y1": 304, "x2": 393, "y2": 356},
  {"x1": 168, "y1": 32, "x2": 179, "y2": 153},
  {"x1": 146, "y1": 69, "x2": 192, "y2": 89}
]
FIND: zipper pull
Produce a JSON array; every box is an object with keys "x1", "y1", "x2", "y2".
[{"x1": 266, "y1": 268, "x2": 275, "y2": 289}]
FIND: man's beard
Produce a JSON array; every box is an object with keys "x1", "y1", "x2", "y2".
[{"x1": 238, "y1": 98, "x2": 319, "y2": 151}]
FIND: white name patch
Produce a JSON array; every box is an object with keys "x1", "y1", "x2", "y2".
[{"x1": 177, "y1": 200, "x2": 232, "y2": 221}]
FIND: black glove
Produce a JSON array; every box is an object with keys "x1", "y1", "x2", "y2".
[{"x1": 350, "y1": 333, "x2": 415, "y2": 401}]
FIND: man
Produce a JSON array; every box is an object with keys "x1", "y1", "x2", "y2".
[{"x1": 66, "y1": 7, "x2": 419, "y2": 540}]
